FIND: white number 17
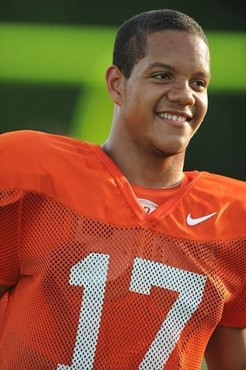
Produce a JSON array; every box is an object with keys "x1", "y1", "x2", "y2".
[{"x1": 57, "y1": 253, "x2": 207, "y2": 370}]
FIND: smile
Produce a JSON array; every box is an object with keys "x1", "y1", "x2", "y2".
[{"x1": 156, "y1": 112, "x2": 190, "y2": 123}]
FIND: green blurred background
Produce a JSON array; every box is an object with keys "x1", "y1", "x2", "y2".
[{"x1": 0, "y1": 1, "x2": 245, "y2": 367}]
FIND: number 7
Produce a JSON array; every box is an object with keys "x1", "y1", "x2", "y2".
[
  {"x1": 130, "y1": 258, "x2": 207, "y2": 369},
  {"x1": 57, "y1": 253, "x2": 206, "y2": 369}
]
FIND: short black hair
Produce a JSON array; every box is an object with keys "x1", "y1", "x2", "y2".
[{"x1": 113, "y1": 9, "x2": 208, "y2": 78}]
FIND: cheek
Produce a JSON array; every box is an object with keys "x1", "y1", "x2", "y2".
[
  {"x1": 125, "y1": 91, "x2": 150, "y2": 117},
  {"x1": 197, "y1": 95, "x2": 208, "y2": 120},
  {"x1": 191, "y1": 96, "x2": 208, "y2": 135}
]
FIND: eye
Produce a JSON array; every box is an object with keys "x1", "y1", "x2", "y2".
[
  {"x1": 152, "y1": 73, "x2": 170, "y2": 80},
  {"x1": 192, "y1": 80, "x2": 206, "y2": 89}
]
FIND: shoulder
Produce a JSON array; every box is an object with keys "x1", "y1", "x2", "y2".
[
  {"x1": 196, "y1": 171, "x2": 245, "y2": 203},
  {"x1": 0, "y1": 130, "x2": 91, "y2": 158},
  {"x1": 200, "y1": 171, "x2": 245, "y2": 189},
  {"x1": 0, "y1": 130, "x2": 96, "y2": 191},
  {"x1": 189, "y1": 171, "x2": 246, "y2": 238},
  {"x1": 0, "y1": 129, "x2": 94, "y2": 165},
  {"x1": 0, "y1": 129, "x2": 59, "y2": 148},
  {"x1": 0, "y1": 130, "x2": 49, "y2": 177},
  {"x1": 0, "y1": 129, "x2": 47, "y2": 145},
  {"x1": 0, "y1": 130, "x2": 55, "y2": 162}
]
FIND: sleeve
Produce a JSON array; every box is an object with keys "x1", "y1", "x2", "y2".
[{"x1": 0, "y1": 190, "x2": 23, "y2": 287}]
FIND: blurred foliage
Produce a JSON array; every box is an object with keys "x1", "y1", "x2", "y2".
[{"x1": 0, "y1": 0, "x2": 245, "y2": 31}]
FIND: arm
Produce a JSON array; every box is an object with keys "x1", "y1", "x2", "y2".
[{"x1": 205, "y1": 325, "x2": 246, "y2": 370}]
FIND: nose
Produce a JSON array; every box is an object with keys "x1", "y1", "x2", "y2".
[{"x1": 166, "y1": 82, "x2": 195, "y2": 106}]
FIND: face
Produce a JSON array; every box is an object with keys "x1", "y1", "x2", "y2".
[{"x1": 109, "y1": 30, "x2": 210, "y2": 156}]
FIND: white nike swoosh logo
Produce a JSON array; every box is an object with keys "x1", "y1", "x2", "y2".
[{"x1": 187, "y1": 212, "x2": 217, "y2": 226}]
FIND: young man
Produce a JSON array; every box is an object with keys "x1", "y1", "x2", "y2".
[{"x1": 0, "y1": 9, "x2": 245, "y2": 370}]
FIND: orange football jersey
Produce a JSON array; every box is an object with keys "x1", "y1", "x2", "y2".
[{"x1": 0, "y1": 130, "x2": 245, "y2": 370}]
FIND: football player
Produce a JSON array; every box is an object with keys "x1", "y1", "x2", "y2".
[{"x1": 0, "y1": 9, "x2": 245, "y2": 370}]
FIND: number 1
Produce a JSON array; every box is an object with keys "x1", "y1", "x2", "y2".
[{"x1": 57, "y1": 253, "x2": 110, "y2": 370}]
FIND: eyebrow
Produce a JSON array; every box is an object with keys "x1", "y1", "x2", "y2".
[{"x1": 146, "y1": 62, "x2": 211, "y2": 80}]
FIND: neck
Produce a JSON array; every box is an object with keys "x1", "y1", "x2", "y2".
[{"x1": 102, "y1": 138, "x2": 185, "y2": 189}]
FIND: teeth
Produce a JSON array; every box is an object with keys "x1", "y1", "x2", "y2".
[{"x1": 157, "y1": 113, "x2": 188, "y2": 122}]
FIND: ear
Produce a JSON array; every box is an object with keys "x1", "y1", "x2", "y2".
[{"x1": 105, "y1": 65, "x2": 125, "y2": 106}]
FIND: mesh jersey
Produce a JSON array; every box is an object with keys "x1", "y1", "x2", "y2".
[{"x1": 0, "y1": 130, "x2": 245, "y2": 370}]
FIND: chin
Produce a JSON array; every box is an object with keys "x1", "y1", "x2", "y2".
[
  {"x1": 151, "y1": 146, "x2": 185, "y2": 158},
  {"x1": 152, "y1": 140, "x2": 188, "y2": 157}
]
